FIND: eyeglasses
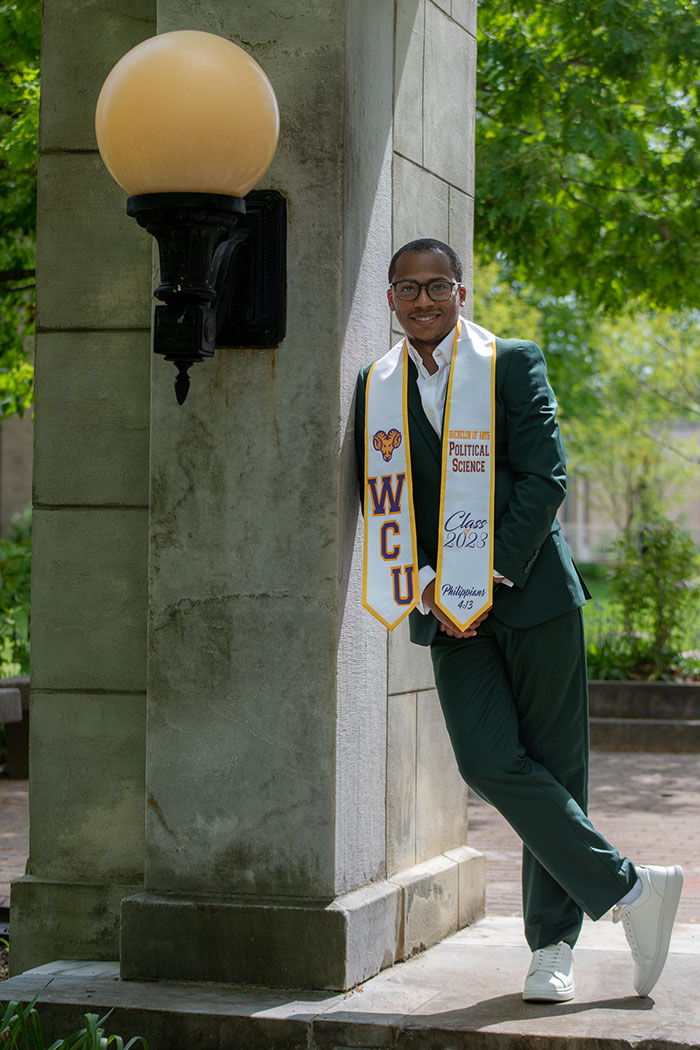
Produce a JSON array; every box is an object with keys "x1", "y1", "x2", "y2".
[{"x1": 390, "y1": 279, "x2": 461, "y2": 302}]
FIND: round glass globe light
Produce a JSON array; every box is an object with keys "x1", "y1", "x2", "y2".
[{"x1": 95, "y1": 30, "x2": 279, "y2": 198}]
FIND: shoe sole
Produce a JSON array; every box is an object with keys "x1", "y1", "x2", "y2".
[
  {"x1": 635, "y1": 865, "x2": 683, "y2": 997},
  {"x1": 522, "y1": 987, "x2": 574, "y2": 1003}
]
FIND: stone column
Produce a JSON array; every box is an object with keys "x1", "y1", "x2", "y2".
[
  {"x1": 119, "y1": 0, "x2": 396, "y2": 990},
  {"x1": 10, "y1": 0, "x2": 155, "y2": 976},
  {"x1": 18, "y1": 0, "x2": 483, "y2": 989},
  {"x1": 119, "y1": 0, "x2": 482, "y2": 990}
]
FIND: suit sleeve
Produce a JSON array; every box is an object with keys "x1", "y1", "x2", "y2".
[
  {"x1": 492, "y1": 341, "x2": 567, "y2": 589},
  {"x1": 354, "y1": 366, "x2": 432, "y2": 573}
]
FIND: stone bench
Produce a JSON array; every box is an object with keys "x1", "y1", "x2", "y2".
[
  {"x1": 589, "y1": 681, "x2": 700, "y2": 752},
  {"x1": 0, "y1": 687, "x2": 22, "y2": 723},
  {"x1": 0, "y1": 675, "x2": 30, "y2": 778}
]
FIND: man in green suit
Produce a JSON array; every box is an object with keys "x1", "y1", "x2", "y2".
[{"x1": 355, "y1": 238, "x2": 682, "y2": 1001}]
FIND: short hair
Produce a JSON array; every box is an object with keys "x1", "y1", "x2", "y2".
[{"x1": 388, "y1": 239, "x2": 463, "y2": 283}]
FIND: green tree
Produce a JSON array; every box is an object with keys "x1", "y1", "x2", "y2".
[
  {"x1": 475, "y1": 263, "x2": 700, "y2": 533},
  {"x1": 0, "y1": 0, "x2": 40, "y2": 418},
  {"x1": 476, "y1": 0, "x2": 700, "y2": 313},
  {"x1": 473, "y1": 260, "x2": 603, "y2": 420},
  {"x1": 559, "y1": 309, "x2": 700, "y2": 529}
]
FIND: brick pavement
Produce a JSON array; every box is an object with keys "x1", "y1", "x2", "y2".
[
  {"x1": 0, "y1": 779, "x2": 28, "y2": 909},
  {"x1": 0, "y1": 753, "x2": 697, "y2": 923},
  {"x1": 467, "y1": 751, "x2": 700, "y2": 924}
]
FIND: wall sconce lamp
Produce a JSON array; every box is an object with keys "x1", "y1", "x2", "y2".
[{"x1": 95, "y1": 30, "x2": 286, "y2": 404}]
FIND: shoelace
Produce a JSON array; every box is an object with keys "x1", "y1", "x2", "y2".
[
  {"x1": 532, "y1": 943, "x2": 569, "y2": 972},
  {"x1": 612, "y1": 904, "x2": 639, "y2": 959}
]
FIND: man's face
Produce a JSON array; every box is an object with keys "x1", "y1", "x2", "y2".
[{"x1": 387, "y1": 249, "x2": 466, "y2": 352}]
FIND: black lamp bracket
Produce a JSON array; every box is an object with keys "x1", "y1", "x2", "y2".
[{"x1": 126, "y1": 190, "x2": 286, "y2": 404}]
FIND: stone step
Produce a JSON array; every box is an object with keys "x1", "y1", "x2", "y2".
[
  {"x1": 2, "y1": 916, "x2": 698, "y2": 1049},
  {"x1": 590, "y1": 716, "x2": 700, "y2": 752},
  {"x1": 589, "y1": 681, "x2": 700, "y2": 720}
]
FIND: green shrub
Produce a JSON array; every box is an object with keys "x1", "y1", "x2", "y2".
[
  {"x1": 587, "y1": 515, "x2": 700, "y2": 681},
  {"x1": 585, "y1": 603, "x2": 638, "y2": 681},
  {"x1": 0, "y1": 507, "x2": 31, "y2": 677}
]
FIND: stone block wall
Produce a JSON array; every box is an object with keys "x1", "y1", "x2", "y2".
[
  {"x1": 384, "y1": 0, "x2": 477, "y2": 879},
  {"x1": 12, "y1": 0, "x2": 156, "y2": 974}
]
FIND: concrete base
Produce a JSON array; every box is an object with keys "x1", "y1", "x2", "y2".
[
  {"x1": 10, "y1": 876, "x2": 143, "y2": 977},
  {"x1": 120, "y1": 848, "x2": 485, "y2": 990},
  {"x1": 392, "y1": 847, "x2": 485, "y2": 961},
  {"x1": 120, "y1": 882, "x2": 401, "y2": 991},
  {"x1": 4, "y1": 917, "x2": 699, "y2": 1050}
]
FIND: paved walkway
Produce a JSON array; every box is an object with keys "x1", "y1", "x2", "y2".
[
  {"x1": 468, "y1": 750, "x2": 700, "y2": 924},
  {"x1": 0, "y1": 756, "x2": 699, "y2": 1047}
]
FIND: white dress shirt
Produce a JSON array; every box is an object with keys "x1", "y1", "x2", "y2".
[{"x1": 404, "y1": 327, "x2": 513, "y2": 613}]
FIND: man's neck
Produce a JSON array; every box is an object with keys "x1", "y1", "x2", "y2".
[
  {"x1": 411, "y1": 339, "x2": 440, "y2": 375},
  {"x1": 407, "y1": 322, "x2": 458, "y2": 375}
]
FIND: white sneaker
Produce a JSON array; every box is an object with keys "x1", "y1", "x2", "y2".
[
  {"x1": 522, "y1": 941, "x2": 574, "y2": 1002},
  {"x1": 612, "y1": 864, "x2": 683, "y2": 997}
]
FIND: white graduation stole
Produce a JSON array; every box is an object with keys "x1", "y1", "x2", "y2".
[{"x1": 363, "y1": 318, "x2": 496, "y2": 631}]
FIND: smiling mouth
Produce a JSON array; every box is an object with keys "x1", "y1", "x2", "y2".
[{"x1": 410, "y1": 312, "x2": 440, "y2": 325}]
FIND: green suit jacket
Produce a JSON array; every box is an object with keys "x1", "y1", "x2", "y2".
[{"x1": 355, "y1": 336, "x2": 590, "y2": 646}]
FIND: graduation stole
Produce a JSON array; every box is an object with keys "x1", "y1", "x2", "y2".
[{"x1": 362, "y1": 318, "x2": 496, "y2": 631}]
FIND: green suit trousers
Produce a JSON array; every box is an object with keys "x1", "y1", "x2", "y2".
[{"x1": 431, "y1": 607, "x2": 637, "y2": 950}]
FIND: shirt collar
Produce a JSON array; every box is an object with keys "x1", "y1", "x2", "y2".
[{"x1": 405, "y1": 323, "x2": 458, "y2": 380}]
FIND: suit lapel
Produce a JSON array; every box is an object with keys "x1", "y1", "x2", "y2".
[{"x1": 406, "y1": 357, "x2": 442, "y2": 467}]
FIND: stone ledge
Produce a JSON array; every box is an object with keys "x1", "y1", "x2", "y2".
[
  {"x1": 589, "y1": 718, "x2": 700, "y2": 753},
  {"x1": 589, "y1": 681, "x2": 700, "y2": 720},
  {"x1": 3, "y1": 917, "x2": 698, "y2": 1050}
]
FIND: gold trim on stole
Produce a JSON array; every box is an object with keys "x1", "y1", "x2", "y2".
[
  {"x1": 361, "y1": 345, "x2": 419, "y2": 630},
  {"x1": 434, "y1": 323, "x2": 496, "y2": 630}
]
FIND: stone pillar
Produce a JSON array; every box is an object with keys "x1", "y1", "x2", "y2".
[
  {"x1": 11, "y1": 0, "x2": 155, "y2": 975},
  {"x1": 17, "y1": 0, "x2": 483, "y2": 988},
  {"x1": 119, "y1": 0, "x2": 396, "y2": 991}
]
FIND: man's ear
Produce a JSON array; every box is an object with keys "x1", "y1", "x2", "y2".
[
  {"x1": 458, "y1": 285, "x2": 467, "y2": 307},
  {"x1": 387, "y1": 288, "x2": 396, "y2": 313}
]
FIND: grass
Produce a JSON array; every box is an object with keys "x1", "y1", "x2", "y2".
[{"x1": 579, "y1": 562, "x2": 615, "y2": 632}]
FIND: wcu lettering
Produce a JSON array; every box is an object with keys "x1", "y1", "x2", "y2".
[
  {"x1": 391, "y1": 565, "x2": 414, "y2": 605},
  {"x1": 367, "y1": 473, "x2": 405, "y2": 516}
]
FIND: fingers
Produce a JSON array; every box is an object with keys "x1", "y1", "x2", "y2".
[
  {"x1": 439, "y1": 622, "x2": 477, "y2": 639},
  {"x1": 437, "y1": 608, "x2": 491, "y2": 638}
]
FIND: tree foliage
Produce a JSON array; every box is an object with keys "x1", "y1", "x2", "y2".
[
  {"x1": 473, "y1": 261, "x2": 602, "y2": 420},
  {"x1": 0, "y1": 0, "x2": 40, "y2": 418},
  {"x1": 476, "y1": 0, "x2": 700, "y2": 313},
  {"x1": 551, "y1": 308, "x2": 700, "y2": 526},
  {"x1": 475, "y1": 260, "x2": 700, "y2": 534}
]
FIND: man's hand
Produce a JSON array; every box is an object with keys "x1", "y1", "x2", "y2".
[{"x1": 422, "y1": 578, "x2": 490, "y2": 639}]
